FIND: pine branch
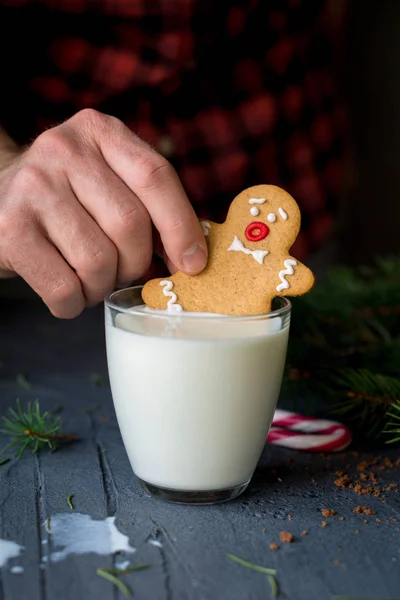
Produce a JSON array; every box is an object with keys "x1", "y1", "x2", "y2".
[
  {"x1": 0, "y1": 399, "x2": 77, "y2": 459},
  {"x1": 385, "y1": 400, "x2": 400, "y2": 444},
  {"x1": 282, "y1": 255, "x2": 400, "y2": 442}
]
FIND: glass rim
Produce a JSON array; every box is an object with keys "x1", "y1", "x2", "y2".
[{"x1": 104, "y1": 285, "x2": 291, "y2": 322}]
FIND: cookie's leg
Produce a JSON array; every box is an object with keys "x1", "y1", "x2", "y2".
[{"x1": 142, "y1": 277, "x2": 183, "y2": 312}]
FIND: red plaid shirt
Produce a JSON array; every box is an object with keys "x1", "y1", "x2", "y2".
[{"x1": 0, "y1": 0, "x2": 347, "y2": 277}]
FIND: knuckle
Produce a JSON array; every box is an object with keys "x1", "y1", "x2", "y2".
[
  {"x1": 49, "y1": 279, "x2": 81, "y2": 308},
  {"x1": 136, "y1": 155, "x2": 174, "y2": 190},
  {"x1": 117, "y1": 206, "x2": 141, "y2": 233},
  {"x1": 72, "y1": 108, "x2": 117, "y2": 134},
  {"x1": 109, "y1": 204, "x2": 146, "y2": 238},
  {"x1": 163, "y1": 214, "x2": 185, "y2": 235},
  {"x1": 33, "y1": 127, "x2": 75, "y2": 158},
  {"x1": 10, "y1": 164, "x2": 48, "y2": 195},
  {"x1": 78, "y1": 242, "x2": 117, "y2": 275}
]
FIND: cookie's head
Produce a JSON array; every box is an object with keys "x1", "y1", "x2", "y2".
[{"x1": 225, "y1": 184, "x2": 301, "y2": 254}]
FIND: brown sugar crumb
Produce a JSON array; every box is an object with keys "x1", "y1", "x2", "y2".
[
  {"x1": 333, "y1": 559, "x2": 342, "y2": 566},
  {"x1": 269, "y1": 543, "x2": 280, "y2": 551},
  {"x1": 322, "y1": 508, "x2": 337, "y2": 518},
  {"x1": 360, "y1": 473, "x2": 368, "y2": 481},
  {"x1": 335, "y1": 475, "x2": 351, "y2": 488},
  {"x1": 301, "y1": 530, "x2": 308, "y2": 536},
  {"x1": 339, "y1": 517, "x2": 345, "y2": 521},
  {"x1": 279, "y1": 531, "x2": 294, "y2": 543},
  {"x1": 357, "y1": 459, "x2": 379, "y2": 472},
  {"x1": 321, "y1": 521, "x2": 328, "y2": 528},
  {"x1": 354, "y1": 506, "x2": 376, "y2": 516},
  {"x1": 386, "y1": 483, "x2": 398, "y2": 492}
]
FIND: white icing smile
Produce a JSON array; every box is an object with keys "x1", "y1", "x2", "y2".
[{"x1": 228, "y1": 235, "x2": 268, "y2": 265}]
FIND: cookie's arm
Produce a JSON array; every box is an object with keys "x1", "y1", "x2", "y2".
[{"x1": 274, "y1": 256, "x2": 315, "y2": 297}]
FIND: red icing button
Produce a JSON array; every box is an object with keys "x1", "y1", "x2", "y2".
[{"x1": 245, "y1": 221, "x2": 270, "y2": 242}]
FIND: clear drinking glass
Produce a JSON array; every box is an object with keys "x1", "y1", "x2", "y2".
[{"x1": 105, "y1": 286, "x2": 291, "y2": 505}]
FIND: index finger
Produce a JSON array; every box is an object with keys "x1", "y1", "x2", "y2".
[{"x1": 87, "y1": 113, "x2": 208, "y2": 275}]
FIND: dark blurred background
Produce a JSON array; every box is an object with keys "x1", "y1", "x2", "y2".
[{"x1": 0, "y1": 0, "x2": 400, "y2": 303}]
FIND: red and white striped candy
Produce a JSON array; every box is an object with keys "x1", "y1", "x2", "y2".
[{"x1": 267, "y1": 409, "x2": 352, "y2": 452}]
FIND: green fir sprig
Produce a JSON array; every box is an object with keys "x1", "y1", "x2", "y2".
[
  {"x1": 283, "y1": 256, "x2": 400, "y2": 442},
  {"x1": 0, "y1": 399, "x2": 77, "y2": 459}
]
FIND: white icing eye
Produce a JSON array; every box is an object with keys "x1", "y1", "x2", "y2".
[
  {"x1": 267, "y1": 213, "x2": 276, "y2": 223},
  {"x1": 250, "y1": 206, "x2": 260, "y2": 217}
]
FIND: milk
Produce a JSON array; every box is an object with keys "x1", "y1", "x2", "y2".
[{"x1": 105, "y1": 305, "x2": 289, "y2": 492}]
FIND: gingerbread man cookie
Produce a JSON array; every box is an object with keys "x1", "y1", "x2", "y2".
[{"x1": 142, "y1": 185, "x2": 315, "y2": 316}]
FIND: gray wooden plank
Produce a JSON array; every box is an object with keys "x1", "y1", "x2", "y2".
[
  {"x1": 1, "y1": 299, "x2": 400, "y2": 600},
  {"x1": 95, "y1": 412, "x2": 400, "y2": 600}
]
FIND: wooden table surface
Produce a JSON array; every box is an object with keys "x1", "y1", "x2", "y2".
[{"x1": 0, "y1": 296, "x2": 399, "y2": 600}]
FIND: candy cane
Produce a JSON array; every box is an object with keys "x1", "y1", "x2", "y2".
[{"x1": 267, "y1": 409, "x2": 352, "y2": 452}]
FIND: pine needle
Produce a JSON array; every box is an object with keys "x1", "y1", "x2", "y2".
[
  {"x1": 283, "y1": 256, "x2": 400, "y2": 442},
  {"x1": 0, "y1": 399, "x2": 77, "y2": 458},
  {"x1": 67, "y1": 494, "x2": 74, "y2": 510},
  {"x1": 227, "y1": 553, "x2": 279, "y2": 598},
  {"x1": 101, "y1": 565, "x2": 150, "y2": 575},
  {"x1": 0, "y1": 458, "x2": 10, "y2": 467},
  {"x1": 16, "y1": 374, "x2": 32, "y2": 390},
  {"x1": 96, "y1": 569, "x2": 132, "y2": 598}
]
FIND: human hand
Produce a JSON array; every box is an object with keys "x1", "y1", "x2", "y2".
[{"x1": 0, "y1": 110, "x2": 207, "y2": 317}]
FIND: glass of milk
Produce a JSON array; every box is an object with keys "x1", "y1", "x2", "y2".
[{"x1": 105, "y1": 286, "x2": 291, "y2": 505}]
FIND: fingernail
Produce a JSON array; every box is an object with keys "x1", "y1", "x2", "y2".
[{"x1": 181, "y1": 245, "x2": 207, "y2": 274}]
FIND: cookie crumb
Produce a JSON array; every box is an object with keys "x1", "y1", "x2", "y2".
[
  {"x1": 262, "y1": 528, "x2": 267, "y2": 533},
  {"x1": 288, "y1": 514, "x2": 293, "y2": 521},
  {"x1": 354, "y1": 506, "x2": 376, "y2": 515},
  {"x1": 321, "y1": 521, "x2": 328, "y2": 528},
  {"x1": 279, "y1": 531, "x2": 294, "y2": 543},
  {"x1": 355, "y1": 530, "x2": 360, "y2": 534},
  {"x1": 339, "y1": 517, "x2": 345, "y2": 521},
  {"x1": 333, "y1": 559, "x2": 341, "y2": 566},
  {"x1": 301, "y1": 530, "x2": 308, "y2": 536},
  {"x1": 322, "y1": 508, "x2": 337, "y2": 518},
  {"x1": 334, "y1": 475, "x2": 351, "y2": 488},
  {"x1": 269, "y1": 543, "x2": 280, "y2": 551}
]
